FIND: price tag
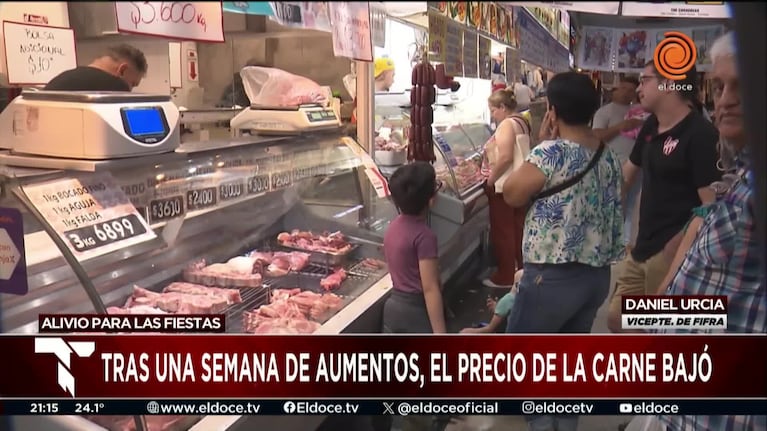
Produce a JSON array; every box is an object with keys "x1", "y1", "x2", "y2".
[
  {"x1": 271, "y1": 171, "x2": 293, "y2": 190},
  {"x1": 186, "y1": 187, "x2": 217, "y2": 211},
  {"x1": 293, "y1": 166, "x2": 315, "y2": 182},
  {"x1": 21, "y1": 172, "x2": 157, "y2": 262},
  {"x1": 64, "y1": 214, "x2": 148, "y2": 253},
  {"x1": 218, "y1": 180, "x2": 245, "y2": 202},
  {"x1": 148, "y1": 196, "x2": 185, "y2": 224},
  {"x1": 247, "y1": 174, "x2": 270, "y2": 195}
]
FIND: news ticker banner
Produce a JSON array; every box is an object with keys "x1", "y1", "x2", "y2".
[
  {"x1": 1, "y1": 335, "x2": 765, "y2": 399},
  {"x1": 2, "y1": 399, "x2": 766, "y2": 416}
]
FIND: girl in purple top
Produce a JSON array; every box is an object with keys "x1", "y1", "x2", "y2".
[{"x1": 382, "y1": 162, "x2": 446, "y2": 335}]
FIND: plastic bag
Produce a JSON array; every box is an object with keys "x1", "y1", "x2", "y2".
[{"x1": 240, "y1": 66, "x2": 328, "y2": 107}]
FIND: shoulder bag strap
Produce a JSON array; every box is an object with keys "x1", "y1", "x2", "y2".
[{"x1": 532, "y1": 142, "x2": 606, "y2": 201}]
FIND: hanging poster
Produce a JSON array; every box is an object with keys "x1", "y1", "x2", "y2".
[
  {"x1": 463, "y1": 31, "x2": 479, "y2": 78},
  {"x1": 691, "y1": 26, "x2": 725, "y2": 70},
  {"x1": 479, "y1": 36, "x2": 492, "y2": 79},
  {"x1": 615, "y1": 30, "x2": 649, "y2": 71},
  {"x1": 496, "y1": 6, "x2": 508, "y2": 43},
  {"x1": 447, "y1": 2, "x2": 468, "y2": 24},
  {"x1": 114, "y1": 2, "x2": 225, "y2": 42},
  {"x1": 621, "y1": 2, "x2": 730, "y2": 19},
  {"x1": 444, "y1": 20, "x2": 464, "y2": 76},
  {"x1": 430, "y1": 2, "x2": 449, "y2": 16},
  {"x1": 467, "y1": 2, "x2": 481, "y2": 29},
  {"x1": 515, "y1": 6, "x2": 548, "y2": 68},
  {"x1": 577, "y1": 26, "x2": 614, "y2": 71},
  {"x1": 329, "y1": 2, "x2": 373, "y2": 61},
  {"x1": 506, "y1": 8, "x2": 517, "y2": 48},
  {"x1": 506, "y1": 2, "x2": 620, "y2": 16},
  {"x1": 270, "y1": 2, "x2": 332, "y2": 31},
  {"x1": 428, "y1": 9, "x2": 448, "y2": 64}
]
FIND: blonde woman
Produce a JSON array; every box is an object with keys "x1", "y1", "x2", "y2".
[{"x1": 481, "y1": 89, "x2": 531, "y2": 288}]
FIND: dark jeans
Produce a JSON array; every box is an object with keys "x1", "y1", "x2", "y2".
[{"x1": 506, "y1": 262, "x2": 611, "y2": 431}]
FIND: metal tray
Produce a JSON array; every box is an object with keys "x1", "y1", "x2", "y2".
[{"x1": 275, "y1": 242, "x2": 359, "y2": 266}]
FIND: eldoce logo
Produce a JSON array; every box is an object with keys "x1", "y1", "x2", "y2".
[
  {"x1": 35, "y1": 338, "x2": 96, "y2": 397},
  {"x1": 654, "y1": 31, "x2": 697, "y2": 81}
]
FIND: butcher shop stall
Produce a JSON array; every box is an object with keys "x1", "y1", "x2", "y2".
[{"x1": 368, "y1": 6, "x2": 495, "y2": 313}]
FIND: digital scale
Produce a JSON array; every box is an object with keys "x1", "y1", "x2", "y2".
[
  {"x1": 229, "y1": 104, "x2": 340, "y2": 135},
  {"x1": 0, "y1": 91, "x2": 180, "y2": 159}
]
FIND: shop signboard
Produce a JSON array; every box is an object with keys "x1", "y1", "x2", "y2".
[
  {"x1": 329, "y1": 2, "x2": 373, "y2": 62},
  {"x1": 428, "y1": 9, "x2": 448, "y2": 64},
  {"x1": 222, "y1": 2, "x2": 274, "y2": 15},
  {"x1": 514, "y1": 6, "x2": 548, "y2": 69},
  {"x1": 620, "y1": 2, "x2": 731, "y2": 19},
  {"x1": 444, "y1": 19, "x2": 464, "y2": 76},
  {"x1": 114, "y1": 1, "x2": 225, "y2": 42},
  {"x1": 504, "y1": 2, "x2": 620, "y2": 16},
  {"x1": 479, "y1": 35, "x2": 492, "y2": 79},
  {"x1": 462, "y1": 30, "x2": 479, "y2": 78},
  {"x1": 2, "y1": 21, "x2": 77, "y2": 86},
  {"x1": 21, "y1": 173, "x2": 158, "y2": 262}
]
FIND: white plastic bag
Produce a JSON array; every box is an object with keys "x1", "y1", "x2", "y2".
[{"x1": 240, "y1": 66, "x2": 328, "y2": 107}]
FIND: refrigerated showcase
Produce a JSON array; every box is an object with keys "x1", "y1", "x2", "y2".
[{"x1": 1, "y1": 130, "x2": 397, "y2": 431}]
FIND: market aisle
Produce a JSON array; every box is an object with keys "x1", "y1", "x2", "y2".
[{"x1": 435, "y1": 262, "x2": 631, "y2": 431}]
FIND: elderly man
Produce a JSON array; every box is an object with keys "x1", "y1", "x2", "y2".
[{"x1": 648, "y1": 31, "x2": 766, "y2": 431}]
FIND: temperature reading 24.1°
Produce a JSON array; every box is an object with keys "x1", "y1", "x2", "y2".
[
  {"x1": 75, "y1": 402, "x2": 105, "y2": 414},
  {"x1": 64, "y1": 214, "x2": 147, "y2": 253}
]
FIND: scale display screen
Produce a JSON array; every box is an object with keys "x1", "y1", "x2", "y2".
[
  {"x1": 306, "y1": 110, "x2": 337, "y2": 123},
  {"x1": 120, "y1": 107, "x2": 170, "y2": 144}
]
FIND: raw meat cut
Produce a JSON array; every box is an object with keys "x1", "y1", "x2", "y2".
[
  {"x1": 270, "y1": 289, "x2": 343, "y2": 319},
  {"x1": 240, "y1": 66, "x2": 328, "y2": 107},
  {"x1": 320, "y1": 268, "x2": 347, "y2": 291},
  {"x1": 107, "y1": 305, "x2": 167, "y2": 315},
  {"x1": 125, "y1": 286, "x2": 228, "y2": 315},
  {"x1": 163, "y1": 282, "x2": 242, "y2": 305},
  {"x1": 182, "y1": 258, "x2": 263, "y2": 288},
  {"x1": 277, "y1": 230, "x2": 353, "y2": 255},
  {"x1": 266, "y1": 251, "x2": 310, "y2": 276}
]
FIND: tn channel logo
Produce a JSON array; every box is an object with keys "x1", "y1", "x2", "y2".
[
  {"x1": 34, "y1": 337, "x2": 96, "y2": 397},
  {"x1": 283, "y1": 401, "x2": 297, "y2": 414}
]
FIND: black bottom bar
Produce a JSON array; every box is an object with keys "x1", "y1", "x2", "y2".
[{"x1": 3, "y1": 399, "x2": 766, "y2": 416}]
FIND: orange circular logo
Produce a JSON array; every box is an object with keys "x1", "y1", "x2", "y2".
[{"x1": 654, "y1": 31, "x2": 697, "y2": 81}]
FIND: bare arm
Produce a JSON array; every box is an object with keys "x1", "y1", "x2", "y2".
[
  {"x1": 419, "y1": 259, "x2": 446, "y2": 333},
  {"x1": 503, "y1": 162, "x2": 547, "y2": 208},
  {"x1": 622, "y1": 160, "x2": 640, "y2": 204}
]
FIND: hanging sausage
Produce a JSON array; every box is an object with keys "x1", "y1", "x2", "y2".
[{"x1": 409, "y1": 57, "x2": 436, "y2": 162}]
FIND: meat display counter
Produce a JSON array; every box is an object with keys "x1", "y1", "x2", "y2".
[
  {"x1": 1, "y1": 130, "x2": 396, "y2": 431},
  {"x1": 429, "y1": 121, "x2": 491, "y2": 289}
]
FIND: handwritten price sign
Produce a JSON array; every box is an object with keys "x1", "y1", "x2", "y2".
[{"x1": 115, "y1": 2, "x2": 224, "y2": 42}]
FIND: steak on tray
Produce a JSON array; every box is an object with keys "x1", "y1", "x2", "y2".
[
  {"x1": 183, "y1": 257, "x2": 263, "y2": 288},
  {"x1": 320, "y1": 268, "x2": 347, "y2": 291},
  {"x1": 277, "y1": 230, "x2": 353, "y2": 255},
  {"x1": 125, "y1": 286, "x2": 228, "y2": 314},
  {"x1": 243, "y1": 289, "x2": 343, "y2": 334}
]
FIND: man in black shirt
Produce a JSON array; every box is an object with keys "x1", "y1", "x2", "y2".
[
  {"x1": 607, "y1": 61, "x2": 721, "y2": 333},
  {"x1": 44, "y1": 44, "x2": 148, "y2": 92}
]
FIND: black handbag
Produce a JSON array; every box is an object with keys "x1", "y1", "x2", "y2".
[{"x1": 532, "y1": 142, "x2": 606, "y2": 201}]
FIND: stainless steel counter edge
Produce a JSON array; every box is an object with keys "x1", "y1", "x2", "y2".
[{"x1": 188, "y1": 274, "x2": 394, "y2": 431}]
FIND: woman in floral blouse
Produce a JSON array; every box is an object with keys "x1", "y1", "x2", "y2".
[{"x1": 500, "y1": 71, "x2": 624, "y2": 431}]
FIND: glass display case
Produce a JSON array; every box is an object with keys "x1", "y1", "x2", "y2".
[
  {"x1": 432, "y1": 123, "x2": 491, "y2": 199},
  {"x1": 1, "y1": 131, "x2": 395, "y2": 431}
]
